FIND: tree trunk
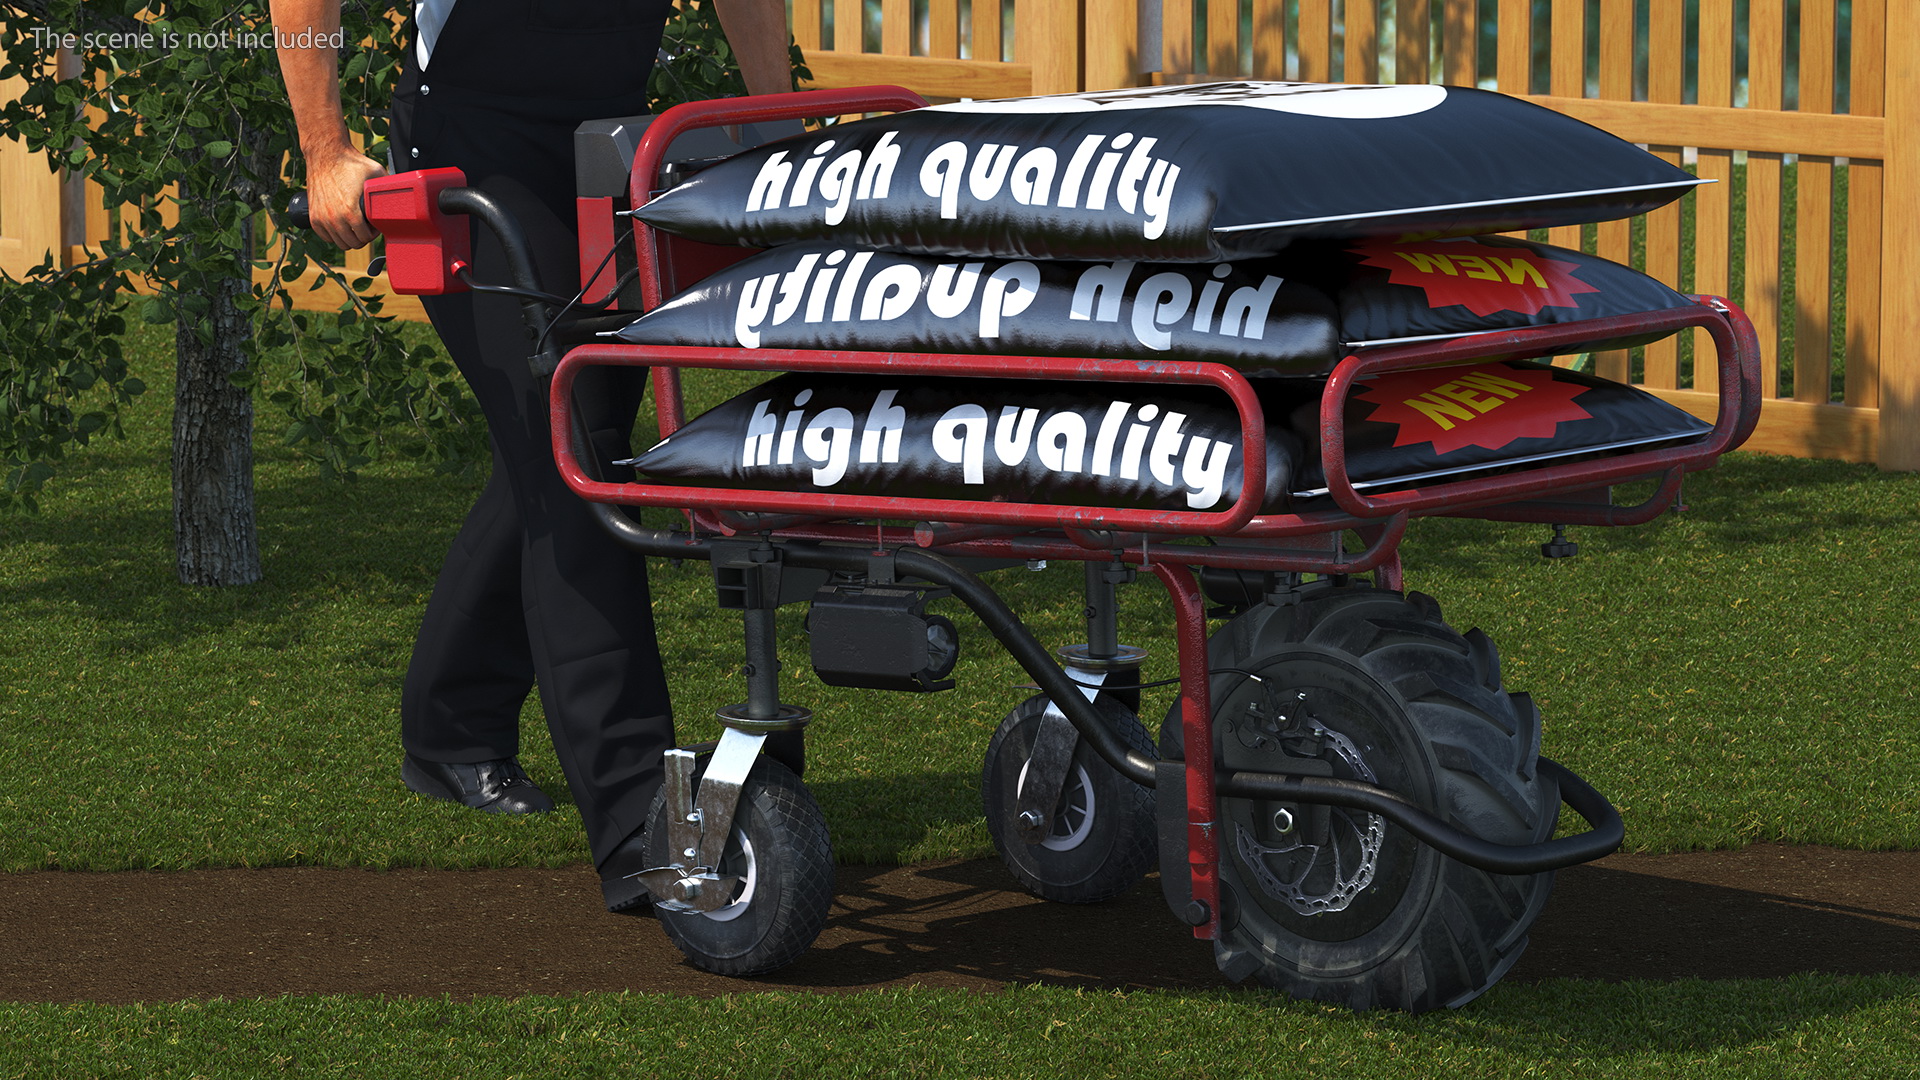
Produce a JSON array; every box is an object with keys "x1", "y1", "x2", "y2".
[{"x1": 172, "y1": 213, "x2": 261, "y2": 587}]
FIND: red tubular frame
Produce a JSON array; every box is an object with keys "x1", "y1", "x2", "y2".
[
  {"x1": 1317, "y1": 298, "x2": 1762, "y2": 520},
  {"x1": 543, "y1": 87, "x2": 1765, "y2": 952},
  {"x1": 552, "y1": 345, "x2": 1274, "y2": 535}
]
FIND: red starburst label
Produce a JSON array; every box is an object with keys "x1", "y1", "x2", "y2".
[
  {"x1": 1354, "y1": 240, "x2": 1600, "y2": 317},
  {"x1": 1354, "y1": 363, "x2": 1594, "y2": 455}
]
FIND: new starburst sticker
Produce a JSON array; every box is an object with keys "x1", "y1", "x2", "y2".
[
  {"x1": 1354, "y1": 363, "x2": 1594, "y2": 454},
  {"x1": 1355, "y1": 240, "x2": 1600, "y2": 317}
]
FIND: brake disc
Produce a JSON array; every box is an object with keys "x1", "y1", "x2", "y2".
[{"x1": 1234, "y1": 717, "x2": 1387, "y2": 916}]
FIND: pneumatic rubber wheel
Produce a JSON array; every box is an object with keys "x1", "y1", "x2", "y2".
[
  {"x1": 645, "y1": 755, "x2": 834, "y2": 977},
  {"x1": 1160, "y1": 582, "x2": 1556, "y2": 1012},
  {"x1": 982, "y1": 694, "x2": 1158, "y2": 904}
]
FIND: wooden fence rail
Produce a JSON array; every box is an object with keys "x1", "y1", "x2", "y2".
[{"x1": 5, "y1": 0, "x2": 1915, "y2": 467}]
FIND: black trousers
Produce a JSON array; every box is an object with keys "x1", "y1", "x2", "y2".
[{"x1": 391, "y1": 0, "x2": 675, "y2": 867}]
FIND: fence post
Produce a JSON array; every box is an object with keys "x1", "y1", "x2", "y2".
[
  {"x1": 1083, "y1": 0, "x2": 1139, "y2": 91},
  {"x1": 0, "y1": 46, "x2": 66, "y2": 279},
  {"x1": 1026, "y1": 0, "x2": 1083, "y2": 93},
  {"x1": 1881, "y1": 4, "x2": 1920, "y2": 469}
]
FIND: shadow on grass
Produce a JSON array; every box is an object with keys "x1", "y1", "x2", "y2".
[
  {"x1": 761, "y1": 858, "x2": 1920, "y2": 1053},
  {"x1": 805, "y1": 770, "x2": 985, "y2": 863},
  {"x1": 0, "y1": 453, "x2": 476, "y2": 659}
]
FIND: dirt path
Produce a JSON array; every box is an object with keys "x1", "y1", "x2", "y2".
[{"x1": 5, "y1": 845, "x2": 1917, "y2": 1004}]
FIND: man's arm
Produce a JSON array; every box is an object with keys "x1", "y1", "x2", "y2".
[
  {"x1": 270, "y1": 0, "x2": 386, "y2": 249},
  {"x1": 710, "y1": 0, "x2": 794, "y2": 97}
]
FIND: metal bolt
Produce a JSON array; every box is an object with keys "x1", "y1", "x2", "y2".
[
  {"x1": 1017, "y1": 810, "x2": 1045, "y2": 830},
  {"x1": 1272, "y1": 808, "x2": 1295, "y2": 834},
  {"x1": 409, "y1": 147, "x2": 419, "y2": 159},
  {"x1": 420, "y1": 84, "x2": 430, "y2": 95},
  {"x1": 683, "y1": 847, "x2": 699, "y2": 860}
]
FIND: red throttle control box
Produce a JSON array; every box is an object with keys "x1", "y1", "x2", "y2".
[{"x1": 363, "y1": 168, "x2": 471, "y2": 295}]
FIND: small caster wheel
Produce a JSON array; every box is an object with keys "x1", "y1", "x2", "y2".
[
  {"x1": 981, "y1": 694, "x2": 1157, "y2": 904},
  {"x1": 645, "y1": 755, "x2": 834, "y2": 976}
]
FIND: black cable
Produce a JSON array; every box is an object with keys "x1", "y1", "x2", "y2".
[
  {"x1": 529, "y1": 221, "x2": 639, "y2": 361},
  {"x1": 453, "y1": 267, "x2": 573, "y2": 307},
  {"x1": 1019, "y1": 666, "x2": 1275, "y2": 695}
]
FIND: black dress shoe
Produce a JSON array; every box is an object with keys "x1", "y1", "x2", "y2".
[
  {"x1": 599, "y1": 828, "x2": 656, "y2": 917},
  {"x1": 401, "y1": 754, "x2": 556, "y2": 815}
]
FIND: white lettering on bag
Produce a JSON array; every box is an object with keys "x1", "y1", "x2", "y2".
[
  {"x1": 860, "y1": 390, "x2": 906, "y2": 463},
  {"x1": 802, "y1": 407, "x2": 858, "y2": 484},
  {"x1": 789, "y1": 142, "x2": 835, "y2": 208},
  {"x1": 926, "y1": 262, "x2": 985, "y2": 319},
  {"x1": 734, "y1": 273, "x2": 779, "y2": 348},
  {"x1": 771, "y1": 252, "x2": 821, "y2": 326},
  {"x1": 993, "y1": 406, "x2": 1039, "y2": 465},
  {"x1": 743, "y1": 398, "x2": 778, "y2": 465},
  {"x1": 932, "y1": 404, "x2": 990, "y2": 483},
  {"x1": 744, "y1": 127, "x2": 1182, "y2": 240},
  {"x1": 860, "y1": 263, "x2": 924, "y2": 321},
  {"x1": 818, "y1": 149, "x2": 865, "y2": 225},
  {"x1": 1131, "y1": 272, "x2": 1193, "y2": 351},
  {"x1": 855, "y1": 131, "x2": 902, "y2": 199},
  {"x1": 733, "y1": 387, "x2": 1238, "y2": 507},
  {"x1": 1009, "y1": 147, "x2": 1057, "y2": 205},
  {"x1": 978, "y1": 262, "x2": 1041, "y2": 338},
  {"x1": 1090, "y1": 400, "x2": 1131, "y2": 477},
  {"x1": 920, "y1": 141, "x2": 970, "y2": 219},
  {"x1": 1182, "y1": 436, "x2": 1232, "y2": 507},
  {"x1": 732, "y1": 250, "x2": 1289, "y2": 352},
  {"x1": 1069, "y1": 261, "x2": 1134, "y2": 323},
  {"x1": 1036, "y1": 412, "x2": 1087, "y2": 473},
  {"x1": 1219, "y1": 275, "x2": 1284, "y2": 339},
  {"x1": 745, "y1": 151, "x2": 792, "y2": 213}
]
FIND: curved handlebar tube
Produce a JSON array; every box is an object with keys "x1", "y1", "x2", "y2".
[
  {"x1": 576, "y1": 506, "x2": 1622, "y2": 875},
  {"x1": 433, "y1": 186, "x2": 565, "y2": 376}
]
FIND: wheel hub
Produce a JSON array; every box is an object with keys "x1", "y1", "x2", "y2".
[{"x1": 1232, "y1": 711, "x2": 1387, "y2": 916}]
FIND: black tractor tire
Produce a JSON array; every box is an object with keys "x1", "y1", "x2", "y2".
[
  {"x1": 982, "y1": 693, "x2": 1158, "y2": 904},
  {"x1": 646, "y1": 755, "x2": 834, "y2": 977},
  {"x1": 1160, "y1": 582, "x2": 1556, "y2": 1012}
]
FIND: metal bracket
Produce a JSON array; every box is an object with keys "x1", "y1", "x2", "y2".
[
  {"x1": 711, "y1": 540, "x2": 782, "y2": 610},
  {"x1": 1013, "y1": 671, "x2": 1105, "y2": 844},
  {"x1": 633, "y1": 727, "x2": 767, "y2": 913}
]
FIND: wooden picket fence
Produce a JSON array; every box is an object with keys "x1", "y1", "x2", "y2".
[{"x1": 5, "y1": 0, "x2": 1917, "y2": 467}]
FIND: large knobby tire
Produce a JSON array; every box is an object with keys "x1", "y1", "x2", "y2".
[
  {"x1": 645, "y1": 755, "x2": 834, "y2": 977},
  {"x1": 982, "y1": 694, "x2": 1158, "y2": 904},
  {"x1": 1161, "y1": 582, "x2": 1556, "y2": 1012}
]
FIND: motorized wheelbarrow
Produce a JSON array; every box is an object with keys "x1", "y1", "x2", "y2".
[{"x1": 312, "y1": 84, "x2": 1761, "y2": 1012}]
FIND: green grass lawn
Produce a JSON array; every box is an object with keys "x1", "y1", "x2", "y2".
[
  {"x1": 2, "y1": 320, "x2": 1917, "y2": 1076},
  {"x1": 5, "y1": 978, "x2": 1920, "y2": 1079}
]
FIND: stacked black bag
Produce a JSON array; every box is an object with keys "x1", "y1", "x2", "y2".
[{"x1": 617, "y1": 82, "x2": 1711, "y2": 512}]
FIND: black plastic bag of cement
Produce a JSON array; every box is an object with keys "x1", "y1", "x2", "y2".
[
  {"x1": 1289, "y1": 235, "x2": 1698, "y2": 350},
  {"x1": 1288, "y1": 359, "x2": 1712, "y2": 498},
  {"x1": 622, "y1": 372, "x2": 1304, "y2": 513},
  {"x1": 632, "y1": 82, "x2": 1704, "y2": 262},
  {"x1": 612, "y1": 242, "x2": 1340, "y2": 373}
]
